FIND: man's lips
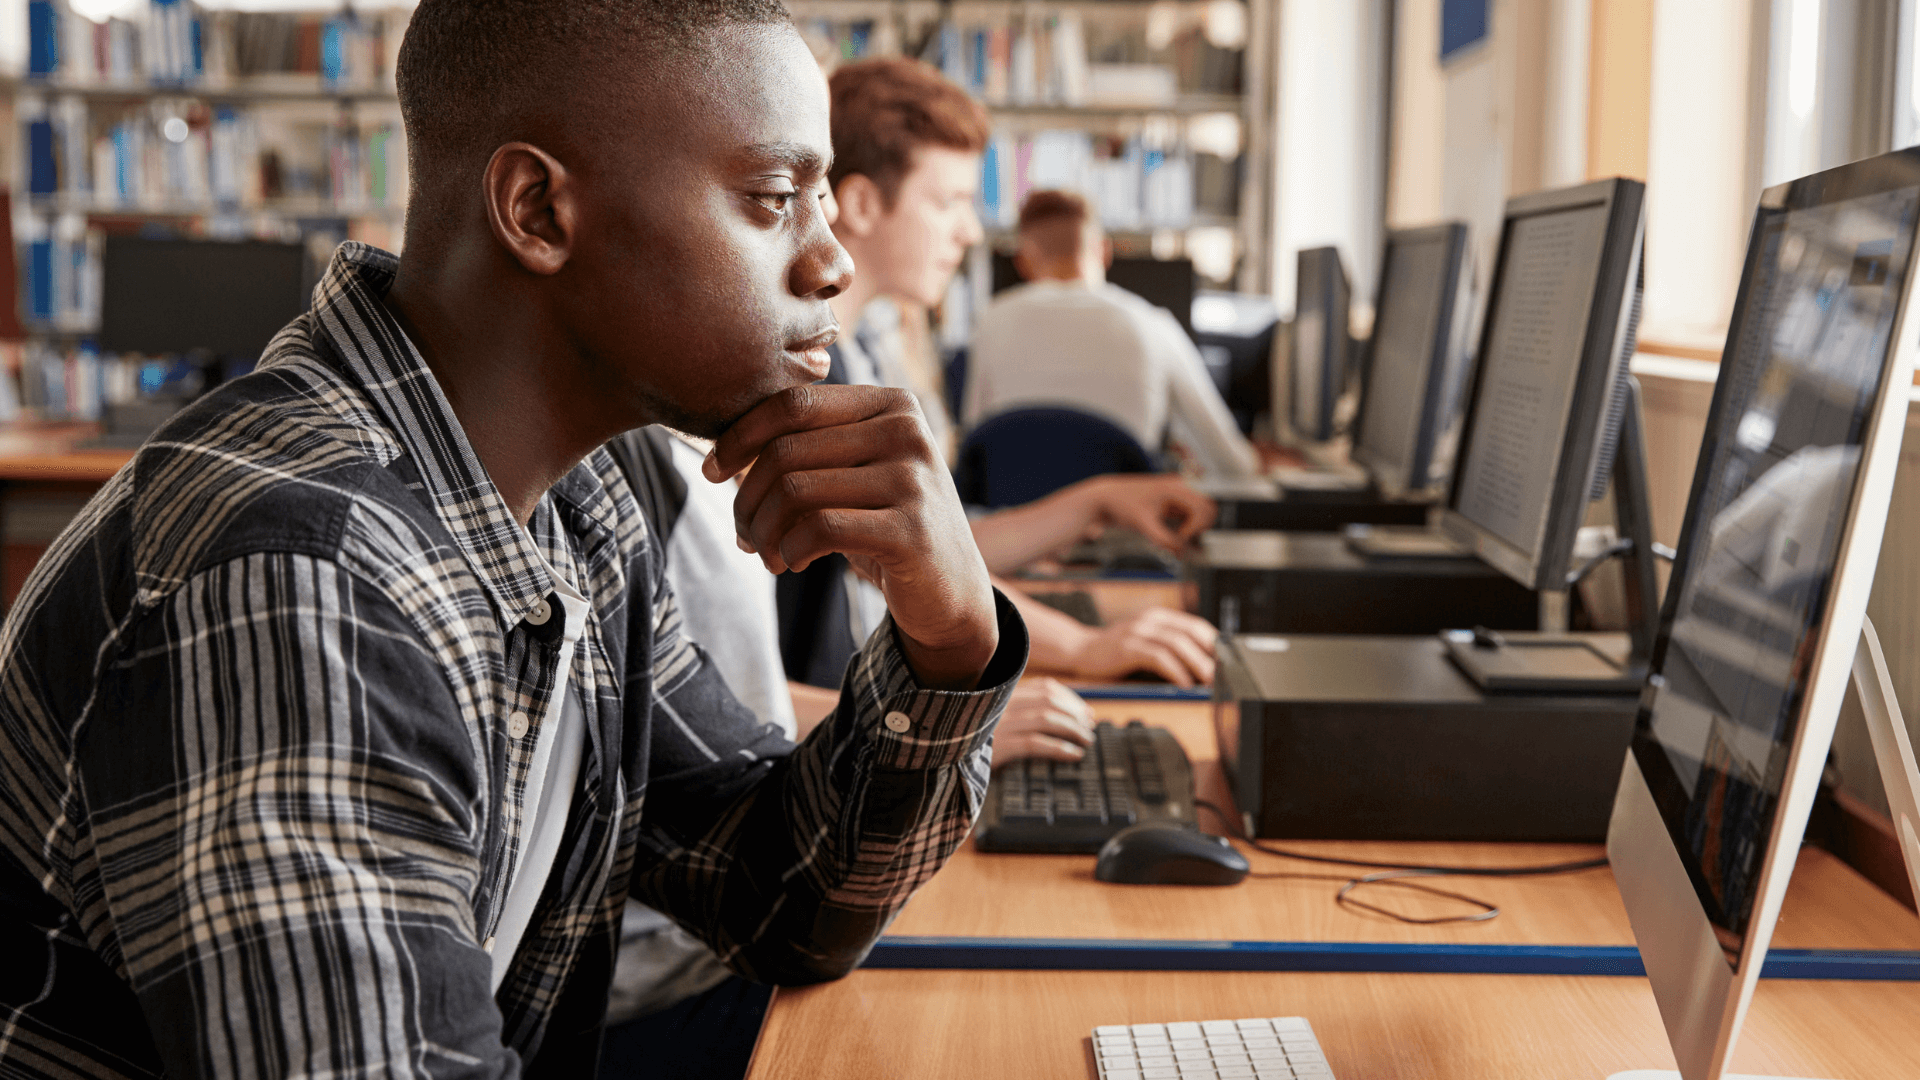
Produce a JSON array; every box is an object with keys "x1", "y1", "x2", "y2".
[{"x1": 786, "y1": 328, "x2": 839, "y2": 379}]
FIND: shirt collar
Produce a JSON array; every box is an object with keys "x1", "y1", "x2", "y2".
[{"x1": 287, "y1": 241, "x2": 565, "y2": 624}]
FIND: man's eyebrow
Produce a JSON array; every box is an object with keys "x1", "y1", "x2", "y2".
[{"x1": 736, "y1": 141, "x2": 832, "y2": 178}]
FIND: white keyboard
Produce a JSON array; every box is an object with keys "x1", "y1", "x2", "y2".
[{"x1": 1092, "y1": 1017, "x2": 1334, "y2": 1079}]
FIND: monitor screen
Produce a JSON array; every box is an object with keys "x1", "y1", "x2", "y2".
[
  {"x1": 1290, "y1": 247, "x2": 1350, "y2": 442},
  {"x1": 1450, "y1": 201, "x2": 1612, "y2": 560},
  {"x1": 1352, "y1": 227, "x2": 1463, "y2": 493},
  {"x1": 1630, "y1": 183, "x2": 1920, "y2": 960},
  {"x1": 100, "y1": 237, "x2": 308, "y2": 358}
]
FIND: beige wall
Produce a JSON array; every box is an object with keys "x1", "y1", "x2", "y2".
[{"x1": 1587, "y1": 0, "x2": 1652, "y2": 180}]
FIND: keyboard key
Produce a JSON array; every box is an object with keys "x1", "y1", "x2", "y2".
[
  {"x1": 1253, "y1": 1066, "x2": 1294, "y2": 1079},
  {"x1": 1170, "y1": 1039, "x2": 1206, "y2": 1051},
  {"x1": 1142, "y1": 1069, "x2": 1181, "y2": 1080},
  {"x1": 1167, "y1": 1023, "x2": 1203, "y2": 1039},
  {"x1": 1201, "y1": 1020, "x2": 1238, "y2": 1035},
  {"x1": 1236, "y1": 1019, "x2": 1271, "y2": 1030},
  {"x1": 1289, "y1": 1067, "x2": 1331, "y2": 1077},
  {"x1": 1217, "y1": 1068, "x2": 1256, "y2": 1079},
  {"x1": 1273, "y1": 1018, "x2": 1311, "y2": 1034},
  {"x1": 1102, "y1": 1072, "x2": 1142, "y2": 1080},
  {"x1": 1096, "y1": 1026, "x2": 1130, "y2": 1038},
  {"x1": 1134, "y1": 1024, "x2": 1167, "y2": 1038},
  {"x1": 1140, "y1": 1054, "x2": 1176, "y2": 1068}
]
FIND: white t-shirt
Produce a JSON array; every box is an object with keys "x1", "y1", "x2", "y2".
[
  {"x1": 962, "y1": 280, "x2": 1261, "y2": 479},
  {"x1": 489, "y1": 547, "x2": 591, "y2": 991},
  {"x1": 609, "y1": 434, "x2": 800, "y2": 1022},
  {"x1": 662, "y1": 435, "x2": 798, "y2": 738}
]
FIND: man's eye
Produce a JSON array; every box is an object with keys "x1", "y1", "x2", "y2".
[{"x1": 753, "y1": 191, "x2": 797, "y2": 214}]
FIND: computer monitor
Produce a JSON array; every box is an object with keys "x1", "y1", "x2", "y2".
[
  {"x1": 988, "y1": 252, "x2": 1197, "y2": 339},
  {"x1": 99, "y1": 236, "x2": 308, "y2": 358},
  {"x1": 1439, "y1": 178, "x2": 1645, "y2": 593},
  {"x1": 1284, "y1": 246, "x2": 1352, "y2": 444},
  {"x1": 1350, "y1": 223, "x2": 1474, "y2": 500},
  {"x1": 1607, "y1": 151, "x2": 1920, "y2": 1080}
]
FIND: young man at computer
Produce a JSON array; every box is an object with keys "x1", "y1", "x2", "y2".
[
  {"x1": 784, "y1": 56, "x2": 1223, "y2": 702},
  {"x1": 0, "y1": 3, "x2": 1026, "y2": 1076},
  {"x1": 964, "y1": 189, "x2": 1263, "y2": 481}
]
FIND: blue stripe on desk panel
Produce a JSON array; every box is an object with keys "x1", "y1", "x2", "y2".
[
  {"x1": 1073, "y1": 685, "x2": 1213, "y2": 701},
  {"x1": 865, "y1": 938, "x2": 1920, "y2": 981}
]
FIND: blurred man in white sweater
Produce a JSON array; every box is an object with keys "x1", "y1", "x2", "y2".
[{"x1": 964, "y1": 189, "x2": 1261, "y2": 480}]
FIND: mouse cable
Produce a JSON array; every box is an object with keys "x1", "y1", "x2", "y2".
[
  {"x1": 1193, "y1": 800, "x2": 1609, "y2": 877},
  {"x1": 1193, "y1": 799, "x2": 1608, "y2": 925}
]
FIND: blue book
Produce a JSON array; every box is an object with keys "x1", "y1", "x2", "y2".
[
  {"x1": 979, "y1": 139, "x2": 1002, "y2": 224},
  {"x1": 29, "y1": 239, "x2": 55, "y2": 321},
  {"x1": 29, "y1": 0, "x2": 59, "y2": 76},
  {"x1": 27, "y1": 120, "x2": 58, "y2": 196},
  {"x1": 322, "y1": 20, "x2": 345, "y2": 83}
]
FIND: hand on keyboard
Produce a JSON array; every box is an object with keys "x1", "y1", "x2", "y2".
[
  {"x1": 992, "y1": 678, "x2": 1096, "y2": 767},
  {"x1": 1063, "y1": 608, "x2": 1219, "y2": 687}
]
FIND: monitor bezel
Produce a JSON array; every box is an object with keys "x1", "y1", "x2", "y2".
[
  {"x1": 1606, "y1": 150, "x2": 1920, "y2": 1080},
  {"x1": 1351, "y1": 222, "x2": 1472, "y2": 499},
  {"x1": 1438, "y1": 178, "x2": 1646, "y2": 593},
  {"x1": 1287, "y1": 246, "x2": 1351, "y2": 444}
]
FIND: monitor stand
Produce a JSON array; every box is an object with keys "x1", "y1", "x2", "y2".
[
  {"x1": 1603, "y1": 617, "x2": 1920, "y2": 1080},
  {"x1": 1446, "y1": 378, "x2": 1661, "y2": 694}
]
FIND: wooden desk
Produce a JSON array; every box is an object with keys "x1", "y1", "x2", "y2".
[
  {"x1": 888, "y1": 701, "x2": 1920, "y2": 952},
  {"x1": 0, "y1": 422, "x2": 132, "y2": 483},
  {"x1": 752, "y1": 705, "x2": 1920, "y2": 1077},
  {"x1": 750, "y1": 969, "x2": 1920, "y2": 1079}
]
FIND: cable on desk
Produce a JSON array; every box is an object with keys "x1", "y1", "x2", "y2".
[{"x1": 1193, "y1": 799, "x2": 1609, "y2": 925}]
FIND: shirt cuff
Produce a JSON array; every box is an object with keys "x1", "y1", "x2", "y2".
[{"x1": 846, "y1": 587, "x2": 1028, "y2": 771}]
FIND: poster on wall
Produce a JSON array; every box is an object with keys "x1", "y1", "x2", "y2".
[{"x1": 1442, "y1": 0, "x2": 1490, "y2": 62}]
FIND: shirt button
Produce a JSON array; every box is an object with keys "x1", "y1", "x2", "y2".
[
  {"x1": 507, "y1": 711, "x2": 530, "y2": 740},
  {"x1": 526, "y1": 598, "x2": 552, "y2": 626},
  {"x1": 482, "y1": 936, "x2": 496, "y2": 954},
  {"x1": 884, "y1": 711, "x2": 912, "y2": 733}
]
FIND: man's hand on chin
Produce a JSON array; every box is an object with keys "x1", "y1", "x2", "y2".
[{"x1": 706, "y1": 384, "x2": 1000, "y2": 690}]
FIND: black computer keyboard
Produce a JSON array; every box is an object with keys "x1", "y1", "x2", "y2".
[{"x1": 975, "y1": 720, "x2": 1198, "y2": 853}]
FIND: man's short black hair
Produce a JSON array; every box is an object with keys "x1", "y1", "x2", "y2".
[{"x1": 397, "y1": 0, "x2": 791, "y2": 225}]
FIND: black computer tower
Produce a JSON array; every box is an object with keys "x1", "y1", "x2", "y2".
[
  {"x1": 1213, "y1": 634, "x2": 1639, "y2": 841},
  {"x1": 1190, "y1": 532, "x2": 1538, "y2": 635}
]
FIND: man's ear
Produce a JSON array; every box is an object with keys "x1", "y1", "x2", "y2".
[
  {"x1": 1101, "y1": 236, "x2": 1115, "y2": 269},
  {"x1": 482, "y1": 142, "x2": 575, "y2": 276},
  {"x1": 833, "y1": 173, "x2": 886, "y2": 240}
]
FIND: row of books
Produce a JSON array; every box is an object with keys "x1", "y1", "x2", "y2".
[
  {"x1": 922, "y1": 10, "x2": 1244, "y2": 106},
  {"x1": 798, "y1": 10, "x2": 1245, "y2": 108},
  {"x1": 5, "y1": 341, "x2": 174, "y2": 423},
  {"x1": 27, "y1": 0, "x2": 397, "y2": 90},
  {"x1": 22, "y1": 100, "x2": 399, "y2": 211},
  {"x1": 17, "y1": 217, "x2": 97, "y2": 331},
  {"x1": 976, "y1": 130, "x2": 1240, "y2": 232}
]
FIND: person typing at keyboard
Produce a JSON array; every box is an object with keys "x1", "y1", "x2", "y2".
[{"x1": 778, "y1": 56, "x2": 1224, "y2": 703}]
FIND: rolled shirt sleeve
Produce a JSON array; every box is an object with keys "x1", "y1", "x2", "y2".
[{"x1": 628, "y1": 585, "x2": 1027, "y2": 984}]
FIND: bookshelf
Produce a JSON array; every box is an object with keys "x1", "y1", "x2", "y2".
[
  {"x1": 6, "y1": 1, "x2": 1279, "y2": 423},
  {"x1": 789, "y1": 0, "x2": 1277, "y2": 294},
  {"x1": 6, "y1": 1, "x2": 411, "y2": 422}
]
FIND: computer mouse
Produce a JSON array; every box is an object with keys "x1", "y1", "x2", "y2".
[{"x1": 1094, "y1": 823, "x2": 1251, "y2": 886}]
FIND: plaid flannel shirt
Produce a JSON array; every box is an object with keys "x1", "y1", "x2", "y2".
[{"x1": 0, "y1": 242, "x2": 1023, "y2": 1079}]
